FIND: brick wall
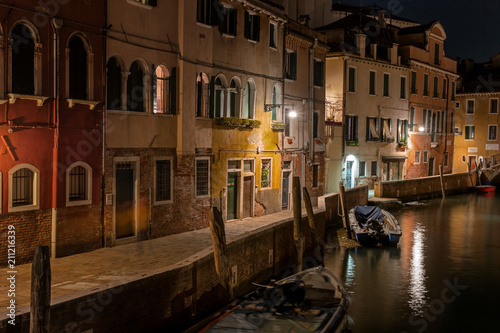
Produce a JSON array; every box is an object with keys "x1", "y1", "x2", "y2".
[
  {"x1": 0, "y1": 210, "x2": 51, "y2": 266},
  {"x1": 1, "y1": 211, "x2": 326, "y2": 332}
]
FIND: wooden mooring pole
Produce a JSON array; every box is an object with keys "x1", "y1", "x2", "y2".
[
  {"x1": 439, "y1": 164, "x2": 446, "y2": 198},
  {"x1": 303, "y1": 186, "x2": 324, "y2": 267},
  {"x1": 339, "y1": 182, "x2": 352, "y2": 239},
  {"x1": 292, "y1": 176, "x2": 304, "y2": 271},
  {"x1": 30, "y1": 246, "x2": 51, "y2": 333},
  {"x1": 209, "y1": 207, "x2": 234, "y2": 300}
]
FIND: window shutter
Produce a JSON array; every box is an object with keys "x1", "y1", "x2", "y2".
[
  {"x1": 254, "y1": 15, "x2": 260, "y2": 41},
  {"x1": 354, "y1": 116, "x2": 358, "y2": 141},
  {"x1": 169, "y1": 67, "x2": 177, "y2": 115},
  {"x1": 209, "y1": 76, "x2": 215, "y2": 118}
]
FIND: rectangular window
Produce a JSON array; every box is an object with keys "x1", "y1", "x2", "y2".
[
  {"x1": 197, "y1": 0, "x2": 217, "y2": 25},
  {"x1": 313, "y1": 112, "x2": 319, "y2": 138},
  {"x1": 369, "y1": 71, "x2": 376, "y2": 95},
  {"x1": 465, "y1": 125, "x2": 475, "y2": 140},
  {"x1": 466, "y1": 100, "x2": 475, "y2": 114},
  {"x1": 371, "y1": 161, "x2": 378, "y2": 176},
  {"x1": 313, "y1": 60, "x2": 324, "y2": 87},
  {"x1": 411, "y1": 71, "x2": 417, "y2": 94},
  {"x1": 434, "y1": 43, "x2": 440, "y2": 65},
  {"x1": 228, "y1": 160, "x2": 241, "y2": 170},
  {"x1": 433, "y1": 76, "x2": 439, "y2": 97},
  {"x1": 436, "y1": 112, "x2": 441, "y2": 133},
  {"x1": 244, "y1": 160, "x2": 253, "y2": 172},
  {"x1": 400, "y1": 76, "x2": 406, "y2": 99},
  {"x1": 441, "y1": 111, "x2": 445, "y2": 133},
  {"x1": 285, "y1": 109, "x2": 291, "y2": 136},
  {"x1": 383, "y1": 73, "x2": 390, "y2": 97},
  {"x1": 285, "y1": 51, "x2": 297, "y2": 80},
  {"x1": 269, "y1": 22, "x2": 277, "y2": 48},
  {"x1": 490, "y1": 98, "x2": 498, "y2": 114},
  {"x1": 156, "y1": 160, "x2": 172, "y2": 202},
  {"x1": 410, "y1": 107, "x2": 415, "y2": 129},
  {"x1": 451, "y1": 82, "x2": 456, "y2": 100},
  {"x1": 218, "y1": 6, "x2": 237, "y2": 36},
  {"x1": 312, "y1": 165, "x2": 319, "y2": 188},
  {"x1": 346, "y1": 115, "x2": 358, "y2": 142},
  {"x1": 397, "y1": 119, "x2": 408, "y2": 144},
  {"x1": 348, "y1": 67, "x2": 356, "y2": 92},
  {"x1": 261, "y1": 158, "x2": 272, "y2": 188},
  {"x1": 359, "y1": 161, "x2": 366, "y2": 177},
  {"x1": 415, "y1": 150, "x2": 421, "y2": 164},
  {"x1": 423, "y1": 151, "x2": 428, "y2": 163},
  {"x1": 442, "y1": 78, "x2": 447, "y2": 99},
  {"x1": 196, "y1": 159, "x2": 210, "y2": 196},
  {"x1": 488, "y1": 125, "x2": 498, "y2": 141},
  {"x1": 244, "y1": 11, "x2": 260, "y2": 42},
  {"x1": 366, "y1": 117, "x2": 380, "y2": 141},
  {"x1": 427, "y1": 110, "x2": 432, "y2": 133},
  {"x1": 381, "y1": 118, "x2": 393, "y2": 141},
  {"x1": 422, "y1": 109, "x2": 427, "y2": 130},
  {"x1": 423, "y1": 74, "x2": 429, "y2": 96}
]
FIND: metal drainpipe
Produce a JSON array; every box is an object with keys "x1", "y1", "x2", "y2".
[{"x1": 51, "y1": 18, "x2": 63, "y2": 259}]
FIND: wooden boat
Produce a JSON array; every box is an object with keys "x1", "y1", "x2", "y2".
[
  {"x1": 193, "y1": 267, "x2": 350, "y2": 333},
  {"x1": 475, "y1": 185, "x2": 496, "y2": 193},
  {"x1": 349, "y1": 206, "x2": 402, "y2": 246}
]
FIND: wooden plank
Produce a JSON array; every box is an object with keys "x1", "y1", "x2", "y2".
[
  {"x1": 339, "y1": 182, "x2": 352, "y2": 239},
  {"x1": 293, "y1": 176, "x2": 304, "y2": 271},
  {"x1": 439, "y1": 164, "x2": 446, "y2": 198},
  {"x1": 303, "y1": 186, "x2": 324, "y2": 267}
]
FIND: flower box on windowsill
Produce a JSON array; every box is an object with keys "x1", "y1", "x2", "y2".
[
  {"x1": 346, "y1": 141, "x2": 358, "y2": 146},
  {"x1": 271, "y1": 122, "x2": 286, "y2": 131},
  {"x1": 398, "y1": 141, "x2": 407, "y2": 148},
  {"x1": 215, "y1": 117, "x2": 261, "y2": 129}
]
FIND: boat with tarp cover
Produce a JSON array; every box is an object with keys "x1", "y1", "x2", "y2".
[
  {"x1": 191, "y1": 267, "x2": 350, "y2": 333},
  {"x1": 349, "y1": 206, "x2": 402, "y2": 246}
]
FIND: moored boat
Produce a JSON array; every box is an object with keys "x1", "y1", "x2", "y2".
[
  {"x1": 475, "y1": 185, "x2": 496, "y2": 193},
  {"x1": 349, "y1": 206, "x2": 402, "y2": 246},
  {"x1": 192, "y1": 267, "x2": 350, "y2": 333}
]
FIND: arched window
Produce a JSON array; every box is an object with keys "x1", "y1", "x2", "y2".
[
  {"x1": 11, "y1": 24, "x2": 35, "y2": 95},
  {"x1": 154, "y1": 65, "x2": 170, "y2": 114},
  {"x1": 213, "y1": 76, "x2": 226, "y2": 118},
  {"x1": 196, "y1": 72, "x2": 210, "y2": 117},
  {"x1": 243, "y1": 79, "x2": 256, "y2": 119},
  {"x1": 228, "y1": 78, "x2": 241, "y2": 117},
  {"x1": 271, "y1": 83, "x2": 282, "y2": 121},
  {"x1": 8, "y1": 164, "x2": 40, "y2": 212},
  {"x1": 68, "y1": 36, "x2": 88, "y2": 100},
  {"x1": 106, "y1": 57, "x2": 122, "y2": 110},
  {"x1": 127, "y1": 61, "x2": 144, "y2": 112},
  {"x1": 66, "y1": 162, "x2": 92, "y2": 206}
]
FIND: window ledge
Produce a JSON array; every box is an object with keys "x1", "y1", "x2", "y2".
[
  {"x1": 67, "y1": 99, "x2": 100, "y2": 110},
  {"x1": 154, "y1": 200, "x2": 173, "y2": 206},
  {"x1": 66, "y1": 199, "x2": 92, "y2": 207},
  {"x1": 246, "y1": 39, "x2": 258, "y2": 44},
  {"x1": 222, "y1": 33, "x2": 236, "y2": 38},
  {"x1": 8, "y1": 93, "x2": 49, "y2": 107},
  {"x1": 0, "y1": 99, "x2": 7, "y2": 104},
  {"x1": 126, "y1": 0, "x2": 154, "y2": 9},
  {"x1": 196, "y1": 22, "x2": 213, "y2": 29},
  {"x1": 153, "y1": 112, "x2": 175, "y2": 117},
  {"x1": 9, "y1": 204, "x2": 40, "y2": 213}
]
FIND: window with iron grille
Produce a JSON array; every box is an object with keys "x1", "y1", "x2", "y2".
[
  {"x1": 261, "y1": 158, "x2": 272, "y2": 188},
  {"x1": 156, "y1": 160, "x2": 172, "y2": 202},
  {"x1": 196, "y1": 159, "x2": 210, "y2": 196},
  {"x1": 12, "y1": 168, "x2": 34, "y2": 207},
  {"x1": 68, "y1": 166, "x2": 87, "y2": 202}
]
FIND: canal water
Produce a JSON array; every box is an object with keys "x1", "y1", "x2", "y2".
[{"x1": 325, "y1": 193, "x2": 500, "y2": 333}]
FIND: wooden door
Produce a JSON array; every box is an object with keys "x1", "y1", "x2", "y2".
[{"x1": 115, "y1": 163, "x2": 135, "y2": 239}]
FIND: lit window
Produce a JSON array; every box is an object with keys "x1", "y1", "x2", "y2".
[
  {"x1": 397, "y1": 119, "x2": 408, "y2": 143},
  {"x1": 488, "y1": 125, "x2": 497, "y2": 141},
  {"x1": 196, "y1": 158, "x2": 210, "y2": 197},
  {"x1": 465, "y1": 125, "x2": 475, "y2": 140},
  {"x1": 381, "y1": 118, "x2": 393, "y2": 141},
  {"x1": 196, "y1": 72, "x2": 210, "y2": 117},
  {"x1": 423, "y1": 151, "x2": 428, "y2": 163},
  {"x1": 415, "y1": 150, "x2": 421, "y2": 164},
  {"x1": 366, "y1": 117, "x2": 379, "y2": 141},
  {"x1": 153, "y1": 65, "x2": 170, "y2": 114},
  {"x1": 9, "y1": 164, "x2": 40, "y2": 212},
  {"x1": 155, "y1": 159, "x2": 172, "y2": 203},
  {"x1": 261, "y1": 158, "x2": 272, "y2": 188}
]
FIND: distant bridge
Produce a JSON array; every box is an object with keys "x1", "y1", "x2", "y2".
[{"x1": 480, "y1": 153, "x2": 500, "y2": 186}]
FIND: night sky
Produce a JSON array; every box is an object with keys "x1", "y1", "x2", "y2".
[{"x1": 337, "y1": 0, "x2": 500, "y2": 63}]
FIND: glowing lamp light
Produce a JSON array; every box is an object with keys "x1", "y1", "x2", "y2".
[
  {"x1": 418, "y1": 126, "x2": 425, "y2": 132},
  {"x1": 289, "y1": 110, "x2": 297, "y2": 118}
]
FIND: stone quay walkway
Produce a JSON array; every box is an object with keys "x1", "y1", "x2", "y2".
[{"x1": 1, "y1": 209, "x2": 312, "y2": 317}]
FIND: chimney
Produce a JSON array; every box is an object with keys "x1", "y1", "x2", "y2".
[{"x1": 356, "y1": 33, "x2": 367, "y2": 58}]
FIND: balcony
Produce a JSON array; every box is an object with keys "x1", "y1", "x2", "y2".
[{"x1": 214, "y1": 117, "x2": 261, "y2": 129}]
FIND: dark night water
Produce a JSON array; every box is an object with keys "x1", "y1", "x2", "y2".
[{"x1": 325, "y1": 193, "x2": 500, "y2": 333}]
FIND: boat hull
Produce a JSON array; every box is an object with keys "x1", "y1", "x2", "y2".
[{"x1": 349, "y1": 206, "x2": 402, "y2": 246}]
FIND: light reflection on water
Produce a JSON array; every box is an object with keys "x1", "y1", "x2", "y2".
[
  {"x1": 408, "y1": 224, "x2": 427, "y2": 314},
  {"x1": 325, "y1": 193, "x2": 500, "y2": 333}
]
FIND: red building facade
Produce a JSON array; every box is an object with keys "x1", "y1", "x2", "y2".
[{"x1": 0, "y1": 1, "x2": 105, "y2": 264}]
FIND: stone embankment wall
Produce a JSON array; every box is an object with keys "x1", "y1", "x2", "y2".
[
  {"x1": 318, "y1": 185, "x2": 369, "y2": 226},
  {"x1": 374, "y1": 172, "x2": 477, "y2": 202}
]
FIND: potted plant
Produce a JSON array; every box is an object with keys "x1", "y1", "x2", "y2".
[
  {"x1": 346, "y1": 141, "x2": 358, "y2": 146},
  {"x1": 271, "y1": 122, "x2": 286, "y2": 131},
  {"x1": 398, "y1": 140, "x2": 407, "y2": 147}
]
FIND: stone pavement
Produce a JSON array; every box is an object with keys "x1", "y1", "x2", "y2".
[{"x1": 0, "y1": 209, "x2": 304, "y2": 316}]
